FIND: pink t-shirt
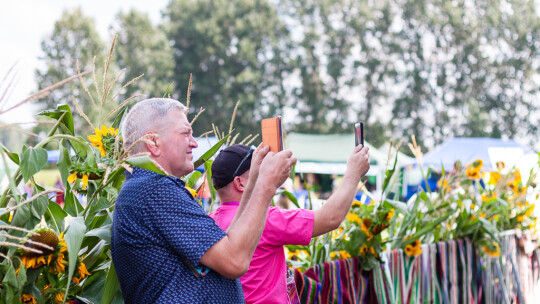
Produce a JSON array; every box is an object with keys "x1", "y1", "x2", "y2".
[{"x1": 210, "y1": 202, "x2": 314, "y2": 304}]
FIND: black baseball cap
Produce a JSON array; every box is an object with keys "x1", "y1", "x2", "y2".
[{"x1": 211, "y1": 144, "x2": 253, "y2": 189}]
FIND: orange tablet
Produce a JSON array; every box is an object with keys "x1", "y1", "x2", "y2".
[{"x1": 261, "y1": 116, "x2": 283, "y2": 153}]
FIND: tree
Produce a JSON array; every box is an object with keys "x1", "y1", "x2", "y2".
[
  {"x1": 112, "y1": 9, "x2": 175, "y2": 100},
  {"x1": 35, "y1": 8, "x2": 106, "y2": 133},
  {"x1": 165, "y1": 0, "x2": 290, "y2": 138}
]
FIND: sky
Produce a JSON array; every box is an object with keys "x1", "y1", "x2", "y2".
[{"x1": 0, "y1": 0, "x2": 169, "y2": 125}]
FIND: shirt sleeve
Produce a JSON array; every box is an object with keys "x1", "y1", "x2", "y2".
[
  {"x1": 263, "y1": 207, "x2": 314, "y2": 246},
  {"x1": 147, "y1": 177, "x2": 226, "y2": 267}
]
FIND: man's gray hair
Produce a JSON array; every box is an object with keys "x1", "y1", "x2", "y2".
[{"x1": 121, "y1": 98, "x2": 187, "y2": 155}]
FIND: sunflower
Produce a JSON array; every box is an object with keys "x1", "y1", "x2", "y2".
[
  {"x1": 384, "y1": 209, "x2": 395, "y2": 221},
  {"x1": 53, "y1": 292, "x2": 65, "y2": 304},
  {"x1": 482, "y1": 241, "x2": 500, "y2": 257},
  {"x1": 21, "y1": 294, "x2": 37, "y2": 304},
  {"x1": 404, "y1": 239, "x2": 422, "y2": 257},
  {"x1": 20, "y1": 228, "x2": 58, "y2": 270},
  {"x1": 68, "y1": 172, "x2": 89, "y2": 190},
  {"x1": 346, "y1": 212, "x2": 362, "y2": 225},
  {"x1": 72, "y1": 261, "x2": 91, "y2": 285},
  {"x1": 185, "y1": 186, "x2": 198, "y2": 198},
  {"x1": 88, "y1": 125, "x2": 119, "y2": 157},
  {"x1": 359, "y1": 245, "x2": 369, "y2": 256},
  {"x1": 339, "y1": 250, "x2": 351, "y2": 259}
]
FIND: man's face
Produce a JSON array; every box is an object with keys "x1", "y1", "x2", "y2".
[{"x1": 157, "y1": 109, "x2": 198, "y2": 178}]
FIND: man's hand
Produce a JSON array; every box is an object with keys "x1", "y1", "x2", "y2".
[
  {"x1": 258, "y1": 148, "x2": 297, "y2": 191},
  {"x1": 344, "y1": 145, "x2": 370, "y2": 182}
]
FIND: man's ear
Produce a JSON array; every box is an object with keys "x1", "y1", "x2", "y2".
[
  {"x1": 232, "y1": 176, "x2": 246, "y2": 192},
  {"x1": 145, "y1": 133, "x2": 161, "y2": 156}
]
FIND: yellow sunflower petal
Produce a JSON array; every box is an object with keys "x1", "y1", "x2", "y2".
[
  {"x1": 82, "y1": 174, "x2": 89, "y2": 190},
  {"x1": 67, "y1": 173, "x2": 77, "y2": 184}
]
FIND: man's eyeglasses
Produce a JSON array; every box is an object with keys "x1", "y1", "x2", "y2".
[{"x1": 232, "y1": 148, "x2": 255, "y2": 178}]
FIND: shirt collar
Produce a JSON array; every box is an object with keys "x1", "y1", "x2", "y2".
[{"x1": 128, "y1": 167, "x2": 186, "y2": 186}]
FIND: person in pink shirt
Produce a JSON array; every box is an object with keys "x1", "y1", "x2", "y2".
[{"x1": 210, "y1": 144, "x2": 370, "y2": 303}]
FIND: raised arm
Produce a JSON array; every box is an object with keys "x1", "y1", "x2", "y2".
[
  {"x1": 312, "y1": 146, "x2": 370, "y2": 237},
  {"x1": 200, "y1": 147, "x2": 297, "y2": 278}
]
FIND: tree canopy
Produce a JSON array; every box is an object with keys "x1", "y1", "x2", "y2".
[{"x1": 34, "y1": 0, "x2": 540, "y2": 151}]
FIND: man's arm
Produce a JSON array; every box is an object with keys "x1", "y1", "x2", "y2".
[
  {"x1": 312, "y1": 146, "x2": 370, "y2": 237},
  {"x1": 200, "y1": 148, "x2": 297, "y2": 279}
]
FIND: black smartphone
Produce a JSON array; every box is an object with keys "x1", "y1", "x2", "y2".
[{"x1": 354, "y1": 122, "x2": 364, "y2": 147}]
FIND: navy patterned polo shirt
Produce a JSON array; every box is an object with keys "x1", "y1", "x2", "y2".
[{"x1": 111, "y1": 167, "x2": 244, "y2": 303}]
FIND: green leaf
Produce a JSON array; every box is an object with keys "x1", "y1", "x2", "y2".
[
  {"x1": 163, "y1": 82, "x2": 175, "y2": 98},
  {"x1": 64, "y1": 191, "x2": 84, "y2": 217},
  {"x1": 0, "y1": 143, "x2": 19, "y2": 164},
  {"x1": 112, "y1": 106, "x2": 128, "y2": 130},
  {"x1": 64, "y1": 216, "x2": 87, "y2": 302},
  {"x1": 37, "y1": 104, "x2": 75, "y2": 135},
  {"x1": 30, "y1": 195, "x2": 49, "y2": 219},
  {"x1": 20, "y1": 147, "x2": 48, "y2": 182},
  {"x1": 83, "y1": 240, "x2": 107, "y2": 269},
  {"x1": 204, "y1": 160, "x2": 216, "y2": 202},
  {"x1": 185, "y1": 170, "x2": 202, "y2": 189},
  {"x1": 85, "y1": 224, "x2": 112, "y2": 243},
  {"x1": 193, "y1": 134, "x2": 230, "y2": 169},
  {"x1": 101, "y1": 263, "x2": 121, "y2": 304},
  {"x1": 57, "y1": 144, "x2": 71, "y2": 186},
  {"x1": 45, "y1": 200, "x2": 67, "y2": 232},
  {"x1": 281, "y1": 190, "x2": 300, "y2": 209},
  {"x1": 68, "y1": 136, "x2": 90, "y2": 159},
  {"x1": 382, "y1": 151, "x2": 398, "y2": 192},
  {"x1": 125, "y1": 155, "x2": 167, "y2": 175}
]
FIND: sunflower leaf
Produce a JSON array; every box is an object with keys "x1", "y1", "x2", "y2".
[
  {"x1": 20, "y1": 147, "x2": 48, "y2": 182},
  {"x1": 64, "y1": 216, "x2": 87, "y2": 303}
]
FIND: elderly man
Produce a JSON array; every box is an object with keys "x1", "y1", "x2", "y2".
[
  {"x1": 210, "y1": 144, "x2": 370, "y2": 303},
  {"x1": 111, "y1": 98, "x2": 296, "y2": 303}
]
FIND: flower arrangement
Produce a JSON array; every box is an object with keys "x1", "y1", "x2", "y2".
[{"x1": 286, "y1": 137, "x2": 539, "y2": 272}]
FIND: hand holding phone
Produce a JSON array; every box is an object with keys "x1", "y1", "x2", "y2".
[
  {"x1": 261, "y1": 116, "x2": 283, "y2": 153},
  {"x1": 355, "y1": 122, "x2": 364, "y2": 147}
]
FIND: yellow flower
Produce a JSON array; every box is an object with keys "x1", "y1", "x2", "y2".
[
  {"x1": 385, "y1": 209, "x2": 395, "y2": 221},
  {"x1": 481, "y1": 192, "x2": 497, "y2": 202},
  {"x1": 472, "y1": 159, "x2": 483, "y2": 168},
  {"x1": 72, "y1": 262, "x2": 91, "y2": 285},
  {"x1": 67, "y1": 173, "x2": 77, "y2": 183},
  {"x1": 68, "y1": 173, "x2": 89, "y2": 190},
  {"x1": 88, "y1": 125, "x2": 119, "y2": 157},
  {"x1": 352, "y1": 200, "x2": 362, "y2": 207},
  {"x1": 185, "y1": 186, "x2": 198, "y2": 198},
  {"x1": 286, "y1": 248, "x2": 298, "y2": 260},
  {"x1": 50, "y1": 252, "x2": 67, "y2": 274},
  {"x1": 525, "y1": 205, "x2": 535, "y2": 217},
  {"x1": 346, "y1": 212, "x2": 362, "y2": 225},
  {"x1": 82, "y1": 173, "x2": 89, "y2": 190},
  {"x1": 21, "y1": 294, "x2": 37, "y2": 304},
  {"x1": 404, "y1": 239, "x2": 422, "y2": 257},
  {"x1": 482, "y1": 242, "x2": 500, "y2": 257},
  {"x1": 517, "y1": 215, "x2": 525, "y2": 222},
  {"x1": 330, "y1": 251, "x2": 338, "y2": 259},
  {"x1": 465, "y1": 165, "x2": 481, "y2": 179},
  {"x1": 41, "y1": 283, "x2": 51, "y2": 295},
  {"x1": 369, "y1": 246, "x2": 378, "y2": 258},
  {"x1": 496, "y1": 161, "x2": 505, "y2": 171},
  {"x1": 359, "y1": 245, "x2": 368, "y2": 256},
  {"x1": 339, "y1": 250, "x2": 351, "y2": 259},
  {"x1": 54, "y1": 292, "x2": 65, "y2": 304},
  {"x1": 488, "y1": 172, "x2": 501, "y2": 185},
  {"x1": 360, "y1": 221, "x2": 373, "y2": 240}
]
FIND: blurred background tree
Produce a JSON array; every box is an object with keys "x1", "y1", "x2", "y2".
[
  {"x1": 33, "y1": 0, "x2": 540, "y2": 151},
  {"x1": 35, "y1": 8, "x2": 105, "y2": 133}
]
